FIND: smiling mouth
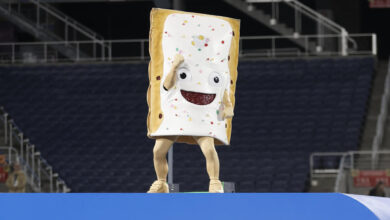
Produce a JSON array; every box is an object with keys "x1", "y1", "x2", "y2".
[{"x1": 180, "y1": 90, "x2": 216, "y2": 105}]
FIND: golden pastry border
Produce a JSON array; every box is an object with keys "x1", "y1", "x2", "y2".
[{"x1": 147, "y1": 8, "x2": 240, "y2": 145}]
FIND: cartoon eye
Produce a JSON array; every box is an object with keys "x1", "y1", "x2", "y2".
[
  {"x1": 176, "y1": 68, "x2": 192, "y2": 82},
  {"x1": 208, "y1": 72, "x2": 223, "y2": 87}
]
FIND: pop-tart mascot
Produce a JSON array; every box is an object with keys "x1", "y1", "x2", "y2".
[{"x1": 147, "y1": 8, "x2": 240, "y2": 193}]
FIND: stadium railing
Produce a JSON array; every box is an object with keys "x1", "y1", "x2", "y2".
[
  {"x1": 310, "y1": 150, "x2": 390, "y2": 193},
  {"x1": 0, "y1": 146, "x2": 18, "y2": 166},
  {"x1": 0, "y1": 107, "x2": 69, "y2": 192},
  {"x1": 371, "y1": 57, "x2": 390, "y2": 168},
  {"x1": 310, "y1": 152, "x2": 345, "y2": 178},
  {"x1": 240, "y1": 0, "x2": 359, "y2": 55},
  {"x1": 0, "y1": 33, "x2": 376, "y2": 64},
  {"x1": 1, "y1": 0, "x2": 105, "y2": 44}
]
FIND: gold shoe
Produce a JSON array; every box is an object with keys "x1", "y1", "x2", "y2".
[
  {"x1": 209, "y1": 180, "x2": 224, "y2": 193},
  {"x1": 147, "y1": 180, "x2": 169, "y2": 193}
]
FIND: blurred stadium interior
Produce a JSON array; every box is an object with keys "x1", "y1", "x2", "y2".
[{"x1": 0, "y1": 0, "x2": 389, "y2": 195}]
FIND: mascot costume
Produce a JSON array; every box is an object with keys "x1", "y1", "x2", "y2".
[{"x1": 147, "y1": 8, "x2": 240, "y2": 193}]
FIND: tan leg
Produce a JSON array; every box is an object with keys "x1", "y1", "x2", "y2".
[
  {"x1": 148, "y1": 136, "x2": 177, "y2": 193},
  {"x1": 194, "y1": 136, "x2": 220, "y2": 180},
  {"x1": 194, "y1": 136, "x2": 223, "y2": 193},
  {"x1": 153, "y1": 136, "x2": 177, "y2": 181}
]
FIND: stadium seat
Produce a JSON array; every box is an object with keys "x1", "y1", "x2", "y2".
[{"x1": 0, "y1": 57, "x2": 374, "y2": 192}]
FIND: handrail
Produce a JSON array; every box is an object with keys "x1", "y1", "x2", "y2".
[
  {"x1": 1, "y1": 0, "x2": 110, "y2": 59},
  {"x1": 371, "y1": 57, "x2": 390, "y2": 169},
  {"x1": 0, "y1": 106, "x2": 69, "y2": 192},
  {"x1": 4, "y1": 0, "x2": 104, "y2": 43},
  {"x1": 28, "y1": 0, "x2": 104, "y2": 43},
  {"x1": 30, "y1": 0, "x2": 103, "y2": 41},
  {"x1": 0, "y1": 33, "x2": 377, "y2": 64},
  {"x1": 334, "y1": 152, "x2": 349, "y2": 192},
  {"x1": 246, "y1": 0, "x2": 354, "y2": 55},
  {"x1": 310, "y1": 152, "x2": 345, "y2": 180},
  {"x1": 239, "y1": 33, "x2": 373, "y2": 40},
  {"x1": 311, "y1": 150, "x2": 390, "y2": 192},
  {"x1": 0, "y1": 38, "x2": 149, "y2": 46},
  {"x1": 283, "y1": 0, "x2": 344, "y2": 33},
  {"x1": 0, "y1": 33, "x2": 374, "y2": 45},
  {"x1": 0, "y1": 146, "x2": 40, "y2": 192},
  {"x1": 0, "y1": 146, "x2": 18, "y2": 165},
  {"x1": 247, "y1": 0, "x2": 344, "y2": 33}
]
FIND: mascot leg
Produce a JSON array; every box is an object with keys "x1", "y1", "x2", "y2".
[
  {"x1": 147, "y1": 136, "x2": 176, "y2": 193},
  {"x1": 194, "y1": 136, "x2": 223, "y2": 193}
]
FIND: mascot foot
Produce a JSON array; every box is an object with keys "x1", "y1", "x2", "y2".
[
  {"x1": 147, "y1": 180, "x2": 169, "y2": 193},
  {"x1": 209, "y1": 180, "x2": 224, "y2": 193}
]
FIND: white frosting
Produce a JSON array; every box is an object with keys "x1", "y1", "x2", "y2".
[{"x1": 150, "y1": 13, "x2": 233, "y2": 145}]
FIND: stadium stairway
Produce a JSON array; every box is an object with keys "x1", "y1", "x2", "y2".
[
  {"x1": 360, "y1": 60, "x2": 388, "y2": 151},
  {"x1": 378, "y1": 60, "x2": 390, "y2": 150},
  {"x1": 0, "y1": 118, "x2": 13, "y2": 192},
  {"x1": 0, "y1": 0, "x2": 105, "y2": 61},
  {"x1": 0, "y1": 57, "x2": 375, "y2": 192},
  {"x1": 0, "y1": 112, "x2": 8, "y2": 192},
  {"x1": 0, "y1": 123, "x2": 5, "y2": 146},
  {"x1": 0, "y1": 112, "x2": 37, "y2": 193},
  {"x1": 223, "y1": 0, "x2": 317, "y2": 53},
  {"x1": 375, "y1": 60, "x2": 390, "y2": 169}
]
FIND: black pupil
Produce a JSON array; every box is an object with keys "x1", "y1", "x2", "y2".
[
  {"x1": 180, "y1": 72, "x2": 186, "y2": 79},
  {"x1": 214, "y1": 76, "x2": 219, "y2": 83}
]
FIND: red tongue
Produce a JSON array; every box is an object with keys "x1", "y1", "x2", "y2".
[{"x1": 180, "y1": 90, "x2": 216, "y2": 105}]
